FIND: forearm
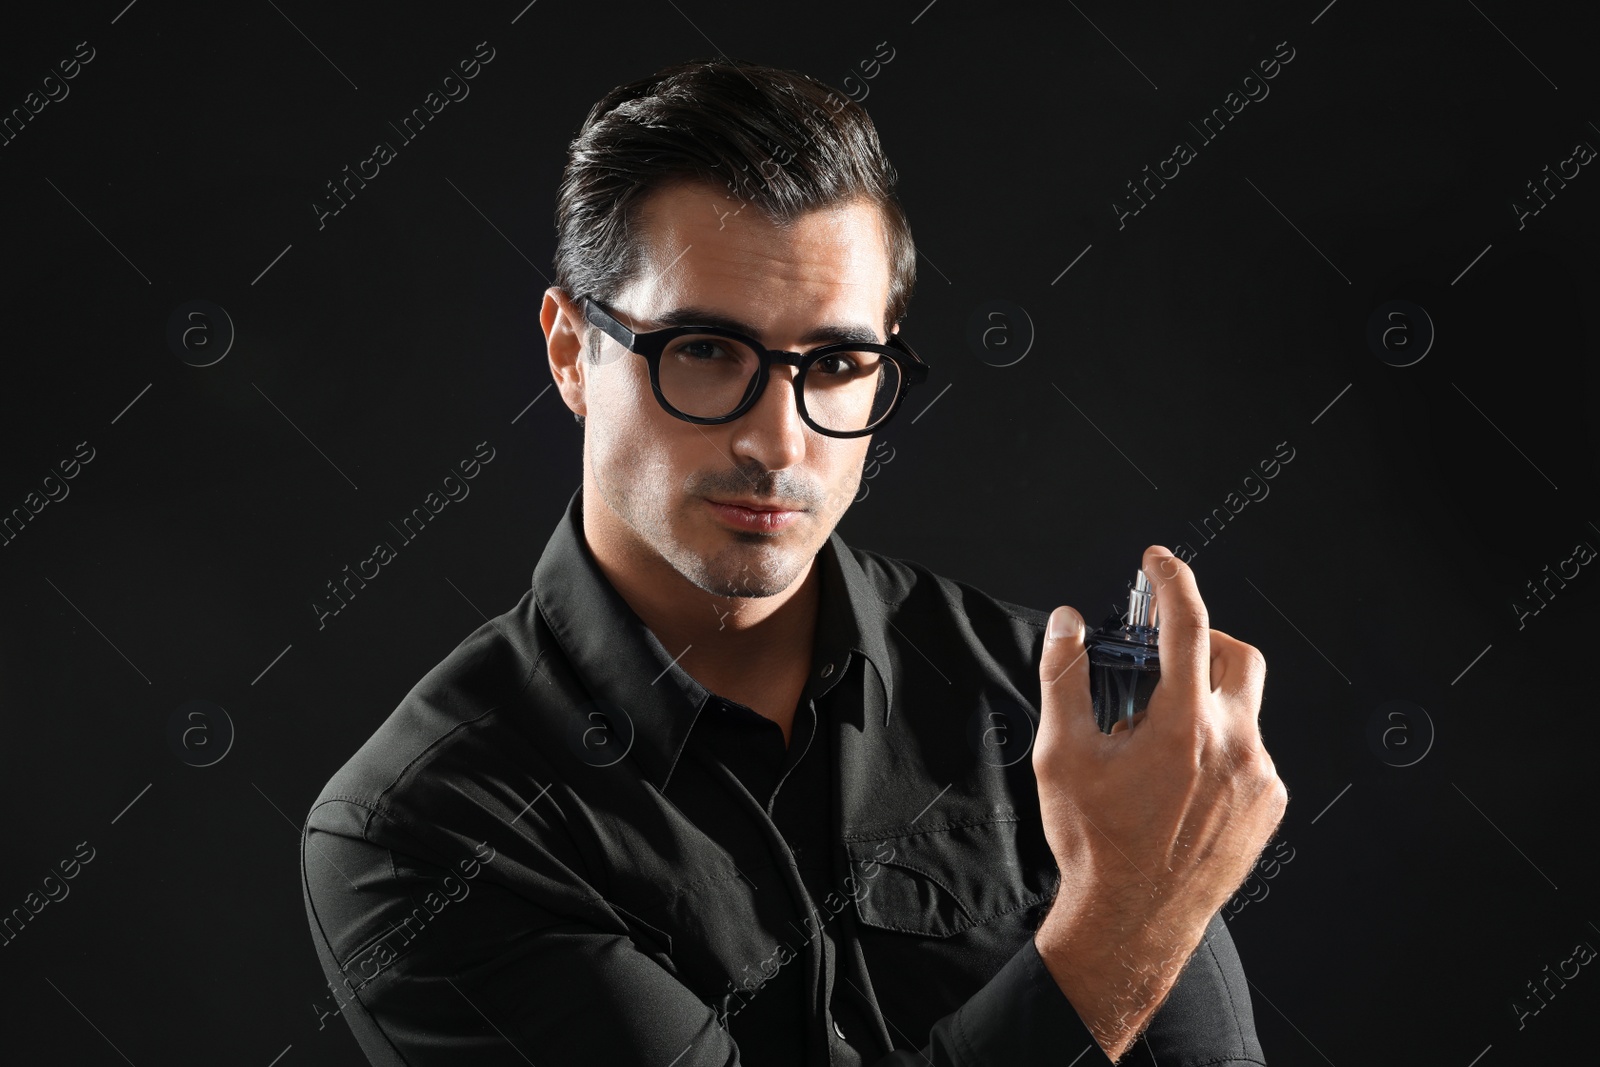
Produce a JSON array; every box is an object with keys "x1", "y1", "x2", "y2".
[{"x1": 1031, "y1": 891, "x2": 1211, "y2": 1062}]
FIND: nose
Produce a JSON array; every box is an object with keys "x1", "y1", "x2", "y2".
[{"x1": 728, "y1": 363, "x2": 808, "y2": 471}]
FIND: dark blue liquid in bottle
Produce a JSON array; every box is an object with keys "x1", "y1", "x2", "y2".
[{"x1": 1086, "y1": 569, "x2": 1161, "y2": 734}]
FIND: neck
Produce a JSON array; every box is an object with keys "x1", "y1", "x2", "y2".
[{"x1": 582, "y1": 485, "x2": 821, "y2": 696}]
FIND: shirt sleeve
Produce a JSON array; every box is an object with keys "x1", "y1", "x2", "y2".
[
  {"x1": 943, "y1": 912, "x2": 1266, "y2": 1066},
  {"x1": 303, "y1": 795, "x2": 746, "y2": 1066},
  {"x1": 303, "y1": 797, "x2": 1261, "y2": 1066}
]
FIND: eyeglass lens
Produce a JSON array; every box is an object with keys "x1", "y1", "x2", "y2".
[{"x1": 656, "y1": 334, "x2": 900, "y2": 433}]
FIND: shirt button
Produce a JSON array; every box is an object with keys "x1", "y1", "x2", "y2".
[
  {"x1": 820, "y1": 662, "x2": 834, "y2": 678},
  {"x1": 832, "y1": 1019, "x2": 846, "y2": 1040}
]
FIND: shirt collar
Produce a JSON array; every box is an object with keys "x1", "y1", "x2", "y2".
[{"x1": 530, "y1": 487, "x2": 895, "y2": 794}]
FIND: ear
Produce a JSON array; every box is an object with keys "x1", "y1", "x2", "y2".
[{"x1": 542, "y1": 288, "x2": 588, "y2": 421}]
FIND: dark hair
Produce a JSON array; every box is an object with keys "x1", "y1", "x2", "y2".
[{"x1": 553, "y1": 57, "x2": 917, "y2": 425}]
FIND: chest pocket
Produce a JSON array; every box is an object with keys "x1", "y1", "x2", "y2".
[{"x1": 842, "y1": 813, "x2": 1055, "y2": 938}]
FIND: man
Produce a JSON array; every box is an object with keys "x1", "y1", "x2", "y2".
[{"x1": 301, "y1": 57, "x2": 1287, "y2": 1066}]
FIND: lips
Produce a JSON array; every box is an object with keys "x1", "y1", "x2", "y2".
[
  {"x1": 704, "y1": 497, "x2": 804, "y2": 533},
  {"x1": 707, "y1": 497, "x2": 805, "y2": 513}
]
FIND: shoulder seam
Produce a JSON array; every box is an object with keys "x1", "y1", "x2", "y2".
[
  {"x1": 362, "y1": 639, "x2": 548, "y2": 836},
  {"x1": 850, "y1": 542, "x2": 1049, "y2": 628}
]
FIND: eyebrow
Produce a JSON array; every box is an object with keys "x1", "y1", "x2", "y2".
[{"x1": 649, "y1": 305, "x2": 883, "y2": 347}]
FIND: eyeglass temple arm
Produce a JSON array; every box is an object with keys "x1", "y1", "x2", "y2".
[
  {"x1": 578, "y1": 296, "x2": 637, "y2": 349},
  {"x1": 893, "y1": 339, "x2": 931, "y2": 385}
]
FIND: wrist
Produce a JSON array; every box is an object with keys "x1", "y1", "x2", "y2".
[{"x1": 1033, "y1": 895, "x2": 1205, "y2": 1061}]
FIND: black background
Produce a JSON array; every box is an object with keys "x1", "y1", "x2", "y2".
[{"x1": 2, "y1": 0, "x2": 1596, "y2": 1063}]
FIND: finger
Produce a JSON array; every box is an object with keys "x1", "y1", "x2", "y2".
[
  {"x1": 1039, "y1": 606, "x2": 1099, "y2": 747},
  {"x1": 1108, "y1": 710, "x2": 1147, "y2": 735},
  {"x1": 1207, "y1": 629, "x2": 1268, "y2": 729},
  {"x1": 1141, "y1": 545, "x2": 1211, "y2": 704},
  {"x1": 1206, "y1": 630, "x2": 1264, "y2": 695}
]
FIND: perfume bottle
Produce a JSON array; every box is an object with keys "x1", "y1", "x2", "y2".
[{"x1": 1086, "y1": 569, "x2": 1162, "y2": 734}]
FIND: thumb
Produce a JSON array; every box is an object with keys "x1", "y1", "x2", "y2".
[{"x1": 1039, "y1": 606, "x2": 1096, "y2": 738}]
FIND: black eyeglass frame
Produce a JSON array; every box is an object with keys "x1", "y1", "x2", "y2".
[{"x1": 575, "y1": 294, "x2": 931, "y2": 439}]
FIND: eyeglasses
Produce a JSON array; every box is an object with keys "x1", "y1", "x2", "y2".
[{"x1": 575, "y1": 294, "x2": 931, "y2": 439}]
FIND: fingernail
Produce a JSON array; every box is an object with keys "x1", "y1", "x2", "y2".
[{"x1": 1048, "y1": 607, "x2": 1081, "y2": 640}]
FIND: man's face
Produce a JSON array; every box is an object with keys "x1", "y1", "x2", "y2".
[{"x1": 553, "y1": 179, "x2": 895, "y2": 600}]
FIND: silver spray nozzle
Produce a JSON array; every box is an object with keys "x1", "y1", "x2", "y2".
[{"x1": 1124, "y1": 569, "x2": 1159, "y2": 630}]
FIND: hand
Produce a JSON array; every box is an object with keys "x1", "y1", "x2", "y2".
[{"x1": 1030, "y1": 545, "x2": 1288, "y2": 1059}]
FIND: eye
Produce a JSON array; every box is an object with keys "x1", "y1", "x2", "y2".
[
  {"x1": 670, "y1": 338, "x2": 740, "y2": 362},
  {"x1": 813, "y1": 350, "x2": 886, "y2": 380},
  {"x1": 815, "y1": 353, "x2": 862, "y2": 376}
]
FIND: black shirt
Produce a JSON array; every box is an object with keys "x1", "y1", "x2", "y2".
[{"x1": 300, "y1": 487, "x2": 1266, "y2": 1066}]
